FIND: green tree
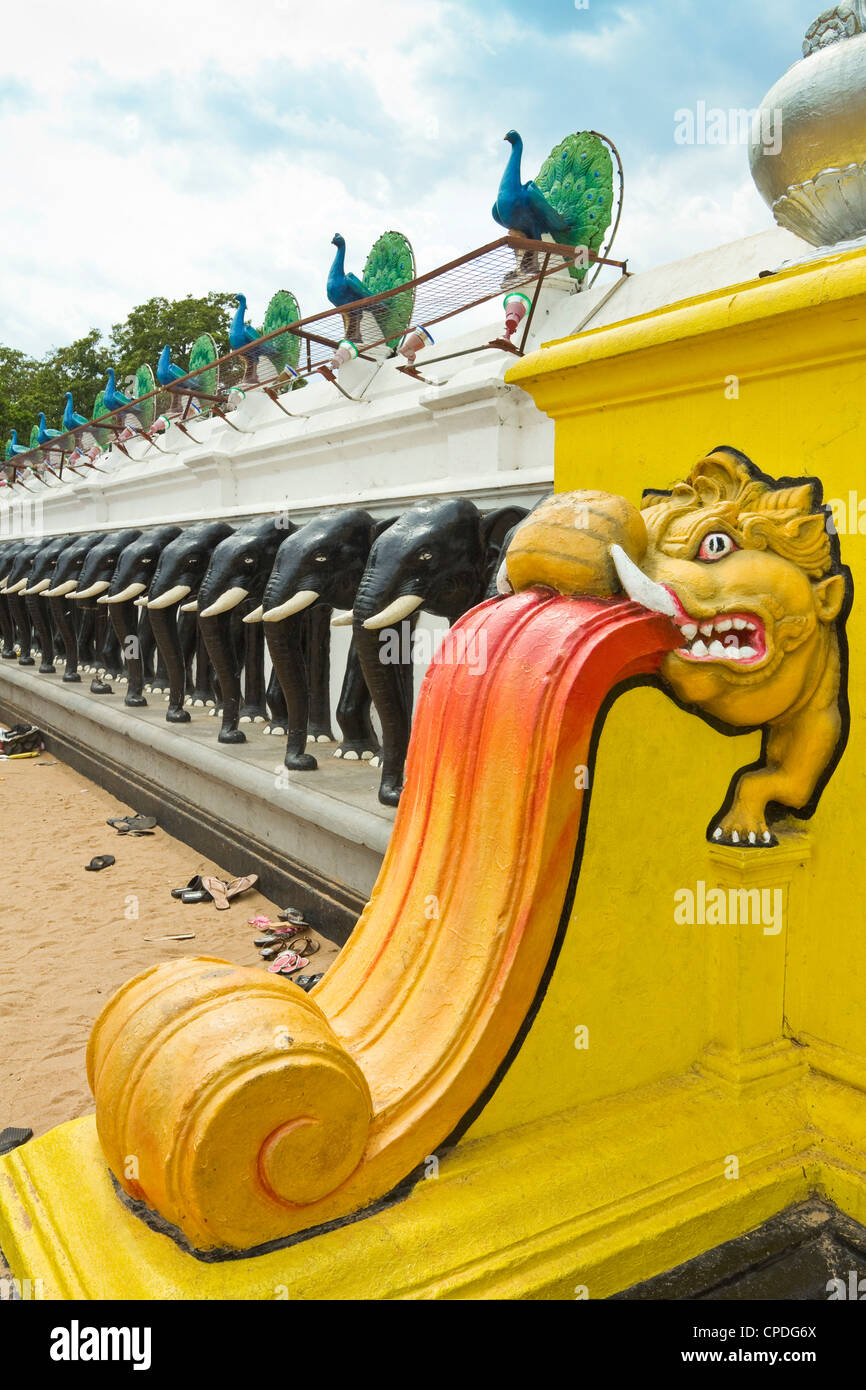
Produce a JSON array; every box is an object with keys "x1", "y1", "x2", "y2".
[{"x1": 108, "y1": 292, "x2": 235, "y2": 380}]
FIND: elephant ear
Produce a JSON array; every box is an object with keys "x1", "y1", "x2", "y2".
[
  {"x1": 374, "y1": 515, "x2": 399, "y2": 538},
  {"x1": 480, "y1": 506, "x2": 530, "y2": 595}
]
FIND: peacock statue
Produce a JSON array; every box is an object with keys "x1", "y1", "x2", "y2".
[
  {"x1": 156, "y1": 344, "x2": 187, "y2": 388},
  {"x1": 492, "y1": 129, "x2": 616, "y2": 282},
  {"x1": 326, "y1": 232, "x2": 415, "y2": 348},
  {"x1": 229, "y1": 294, "x2": 260, "y2": 352},
  {"x1": 36, "y1": 412, "x2": 63, "y2": 447},
  {"x1": 104, "y1": 368, "x2": 135, "y2": 414},
  {"x1": 5, "y1": 430, "x2": 28, "y2": 460},
  {"x1": 61, "y1": 391, "x2": 89, "y2": 442}
]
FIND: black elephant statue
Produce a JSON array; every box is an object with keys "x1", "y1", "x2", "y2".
[
  {"x1": 196, "y1": 519, "x2": 289, "y2": 744},
  {"x1": 70, "y1": 529, "x2": 143, "y2": 693},
  {"x1": 146, "y1": 521, "x2": 234, "y2": 722},
  {"x1": 258, "y1": 507, "x2": 387, "y2": 770},
  {"x1": 21, "y1": 534, "x2": 77, "y2": 673},
  {"x1": 98, "y1": 525, "x2": 183, "y2": 706},
  {"x1": 43, "y1": 532, "x2": 108, "y2": 683},
  {"x1": 2, "y1": 537, "x2": 63, "y2": 668},
  {"x1": 352, "y1": 498, "x2": 527, "y2": 805},
  {"x1": 0, "y1": 539, "x2": 35, "y2": 659}
]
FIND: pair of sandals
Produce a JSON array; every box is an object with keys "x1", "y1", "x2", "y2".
[
  {"x1": 107, "y1": 814, "x2": 157, "y2": 837},
  {"x1": 171, "y1": 873, "x2": 258, "y2": 909}
]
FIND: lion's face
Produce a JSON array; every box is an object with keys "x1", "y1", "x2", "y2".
[{"x1": 645, "y1": 538, "x2": 843, "y2": 728}]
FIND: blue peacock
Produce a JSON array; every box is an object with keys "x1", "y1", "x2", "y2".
[
  {"x1": 157, "y1": 344, "x2": 187, "y2": 388},
  {"x1": 492, "y1": 129, "x2": 616, "y2": 282},
  {"x1": 4, "y1": 430, "x2": 28, "y2": 461},
  {"x1": 326, "y1": 232, "x2": 415, "y2": 348},
  {"x1": 36, "y1": 412, "x2": 63, "y2": 447},
  {"x1": 229, "y1": 294, "x2": 260, "y2": 352},
  {"x1": 229, "y1": 291, "x2": 302, "y2": 382}
]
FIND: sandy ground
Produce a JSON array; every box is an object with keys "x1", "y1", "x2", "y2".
[{"x1": 0, "y1": 747, "x2": 340, "y2": 1143}]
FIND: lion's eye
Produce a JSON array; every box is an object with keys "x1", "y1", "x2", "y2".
[
  {"x1": 313, "y1": 553, "x2": 328, "y2": 563},
  {"x1": 697, "y1": 532, "x2": 738, "y2": 562}
]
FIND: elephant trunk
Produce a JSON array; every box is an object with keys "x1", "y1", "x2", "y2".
[
  {"x1": 50, "y1": 595, "x2": 80, "y2": 681},
  {"x1": 199, "y1": 612, "x2": 245, "y2": 743},
  {"x1": 25, "y1": 593, "x2": 55, "y2": 673},
  {"x1": 147, "y1": 602, "x2": 190, "y2": 722},
  {"x1": 0, "y1": 594, "x2": 17, "y2": 658},
  {"x1": 7, "y1": 593, "x2": 33, "y2": 665},
  {"x1": 264, "y1": 615, "x2": 317, "y2": 769},
  {"x1": 351, "y1": 604, "x2": 415, "y2": 806},
  {"x1": 109, "y1": 600, "x2": 146, "y2": 706}
]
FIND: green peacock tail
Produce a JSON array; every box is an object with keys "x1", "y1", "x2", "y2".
[
  {"x1": 133, "y1": 364, "x2": 157, "y2": 432},
  {"x1": 362, "y1": 231, "x2": 416, "y2": 349},
  {"x1": 535, "y1": 132, "x2": 615, "y2": 282},
  {"x1": 188, "y1": 333, "x2": 218, "y2": 407},
  {"x1": 91, "y1": 389, "x2": 111, "y2": 452},
  {"x1": 261, "y1": 290, "x2": 301, "y2": 375},
  {"x1": 28, "y1": 425, "x2": 39, "y2": 450}
]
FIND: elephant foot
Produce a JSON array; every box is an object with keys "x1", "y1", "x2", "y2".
[
  {"x1": 306, "y1": 732, "x2": 334, "y2": 745},
  {"x1": 38, "y1": 662, "x2": 56, "y2": 674},
  {"x1": 285, "y1": 750, "x2": 318, "y2": 771},
  {"x1": 1, "y1": 648, "x2": 17, "y2": 660},
  {"x1": 63, "y1": 671, "x2": 81, "y2": 683},
  {"x1": 125, "y1": 693, "x2": 148, "y2": 707},
  {"x1": 263, "y1": 723, "x2": 288, "y2": 737},
  {"x1": 333, "y1": 738, "x2": 379, "y2": 761},
  {"x1": 219, "y1": 727, "x2": 247, "y2": 745},
  {"x1": 378, "y1": 776, "x2": 403, "y2": 807},
  {"x1": 187, "y1": 691, "x2": 216, "y2": 708},
  {"x1": 18, "y1": 656, "x2": 35, "y2": 667},
  {"x1": 149, "y1": 681, "x2": 170, "y2": 695},
  {"x1": 90, "y1": 678, "x2": 114, "y2": 694},
  {"x1": 166, "y1": 705, "x2": 191, "y2": 723},
  {"x1": 239, "y1": 705, "x2": 268, "y2": 725}
]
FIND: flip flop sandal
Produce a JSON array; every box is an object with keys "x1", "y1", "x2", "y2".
[
  {"x1": 268, "y1": 951, "x2": 309, "y2": 975},
  {"x1": 107, "y1": 816, "x2": 132, "y2": 830},
  {"x1": 294, "y1": 974, "x2": 324, "y2": 993},
  {"x1": 0, "y1": 1126, "x2": 33, "y2": 1155},
  {"x1": 278, "y1": 906, "x2": 308, "y2": 925},
  {"x1": 125, "y1": 814, "x2": 157, "y2": 832},
  {"x1": 224, "y1": 874, "x2": 258, "y2": 901},
  {"x1": 117, "y1": 828, "x2": 156, "y2": 837},
  {"x1": 284, "y1": 935, "x2": 319, "y2": 956},
  {"x1": 181, "y1": 887, "x2": 211, "y2": 903},
  {"x1": 172, "y1": 875, "x2": 205, "y2": 900},
  {"x1": 85, "y1": 855, "x2": 115, "y2": 872},
  {"x1": 201, "y1": 877, "x2": 231, "y2": 910}
]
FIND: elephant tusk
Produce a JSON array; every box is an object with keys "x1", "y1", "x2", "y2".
[
  {"x1": 72, "y1": 580, "x2": 111, "y2": 600},
  {"x1": 609, "y1": 544, "x2": 678, "y2": 618},
  {"x1": 262, "y1": 590, "x2": 319, "y2": 622},
  {"x1": 495, "y1": 557, "x2": 513, "y2": 596},
  {"x1": 199, "y1": 586, "x2": 250, "y2": 619},
  {"x1": 45, "y1": 580, "x2": 79, "y2": 598},
  {"x1": 180, "y1": 600, "x2": 199, "y2": 613},
  {"x1": 147, "y1": 584, "x2": 191, "y2": 611},
  {"x1": 134, "y1": 596, "x2": 149, "y2": 607},
  {"x1": 23, "y1": 579, "x2": 51, "y2": 596},
  {"x1": 361, "y1": 594, "x2": 424, "y2": 630},
  {"x1": 330, "y1": 609, "x2": 355, "y2": 627},
  {"x1": 242, "y1": 606, "x2": 264, "y2": 624},
  {"x1": 99, "y1": 581, "x2": 148, "y2": 605},
  {"x1": 3, "y1": 579, "x2": 27, "y2": 594}
]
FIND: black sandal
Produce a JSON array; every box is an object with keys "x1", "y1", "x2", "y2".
[
  {"x1": 0, "y1": 1126, "x2": 32, "y2": 1156},
  {"x1": 85, "y1": 855, "x2": 115, "y2": 872}
]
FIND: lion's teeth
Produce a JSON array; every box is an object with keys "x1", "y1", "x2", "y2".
[
  {"x1": 680, "y1": 623, "x2": 697, "y2": 639},
  {"x1": 708, "y1": 640, "x2": 727, "y2": 658},
  {"x1": 715, "y1": 619, "x2": 732, "y2": 633},
  {"x1": 738, "y1": 646, "x2": 757, "y2": 660},
  {"x1": 700, "y1": 623, "x2": 713, "y2": 637},
  {"x1": 732, "y1": 618, "x2": 747, "y2": 630},
  {"x1": 691, "y1": 639, "x2": 708, "y2": 657}
]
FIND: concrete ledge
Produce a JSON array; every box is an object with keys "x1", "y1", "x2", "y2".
[{"x1": 0, "y1": 661, "x2": 394, "y2": 943}]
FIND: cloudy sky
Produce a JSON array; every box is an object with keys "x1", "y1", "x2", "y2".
[{"x1": 0, "y1": 0, "x2": 821, "y2": 357}]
